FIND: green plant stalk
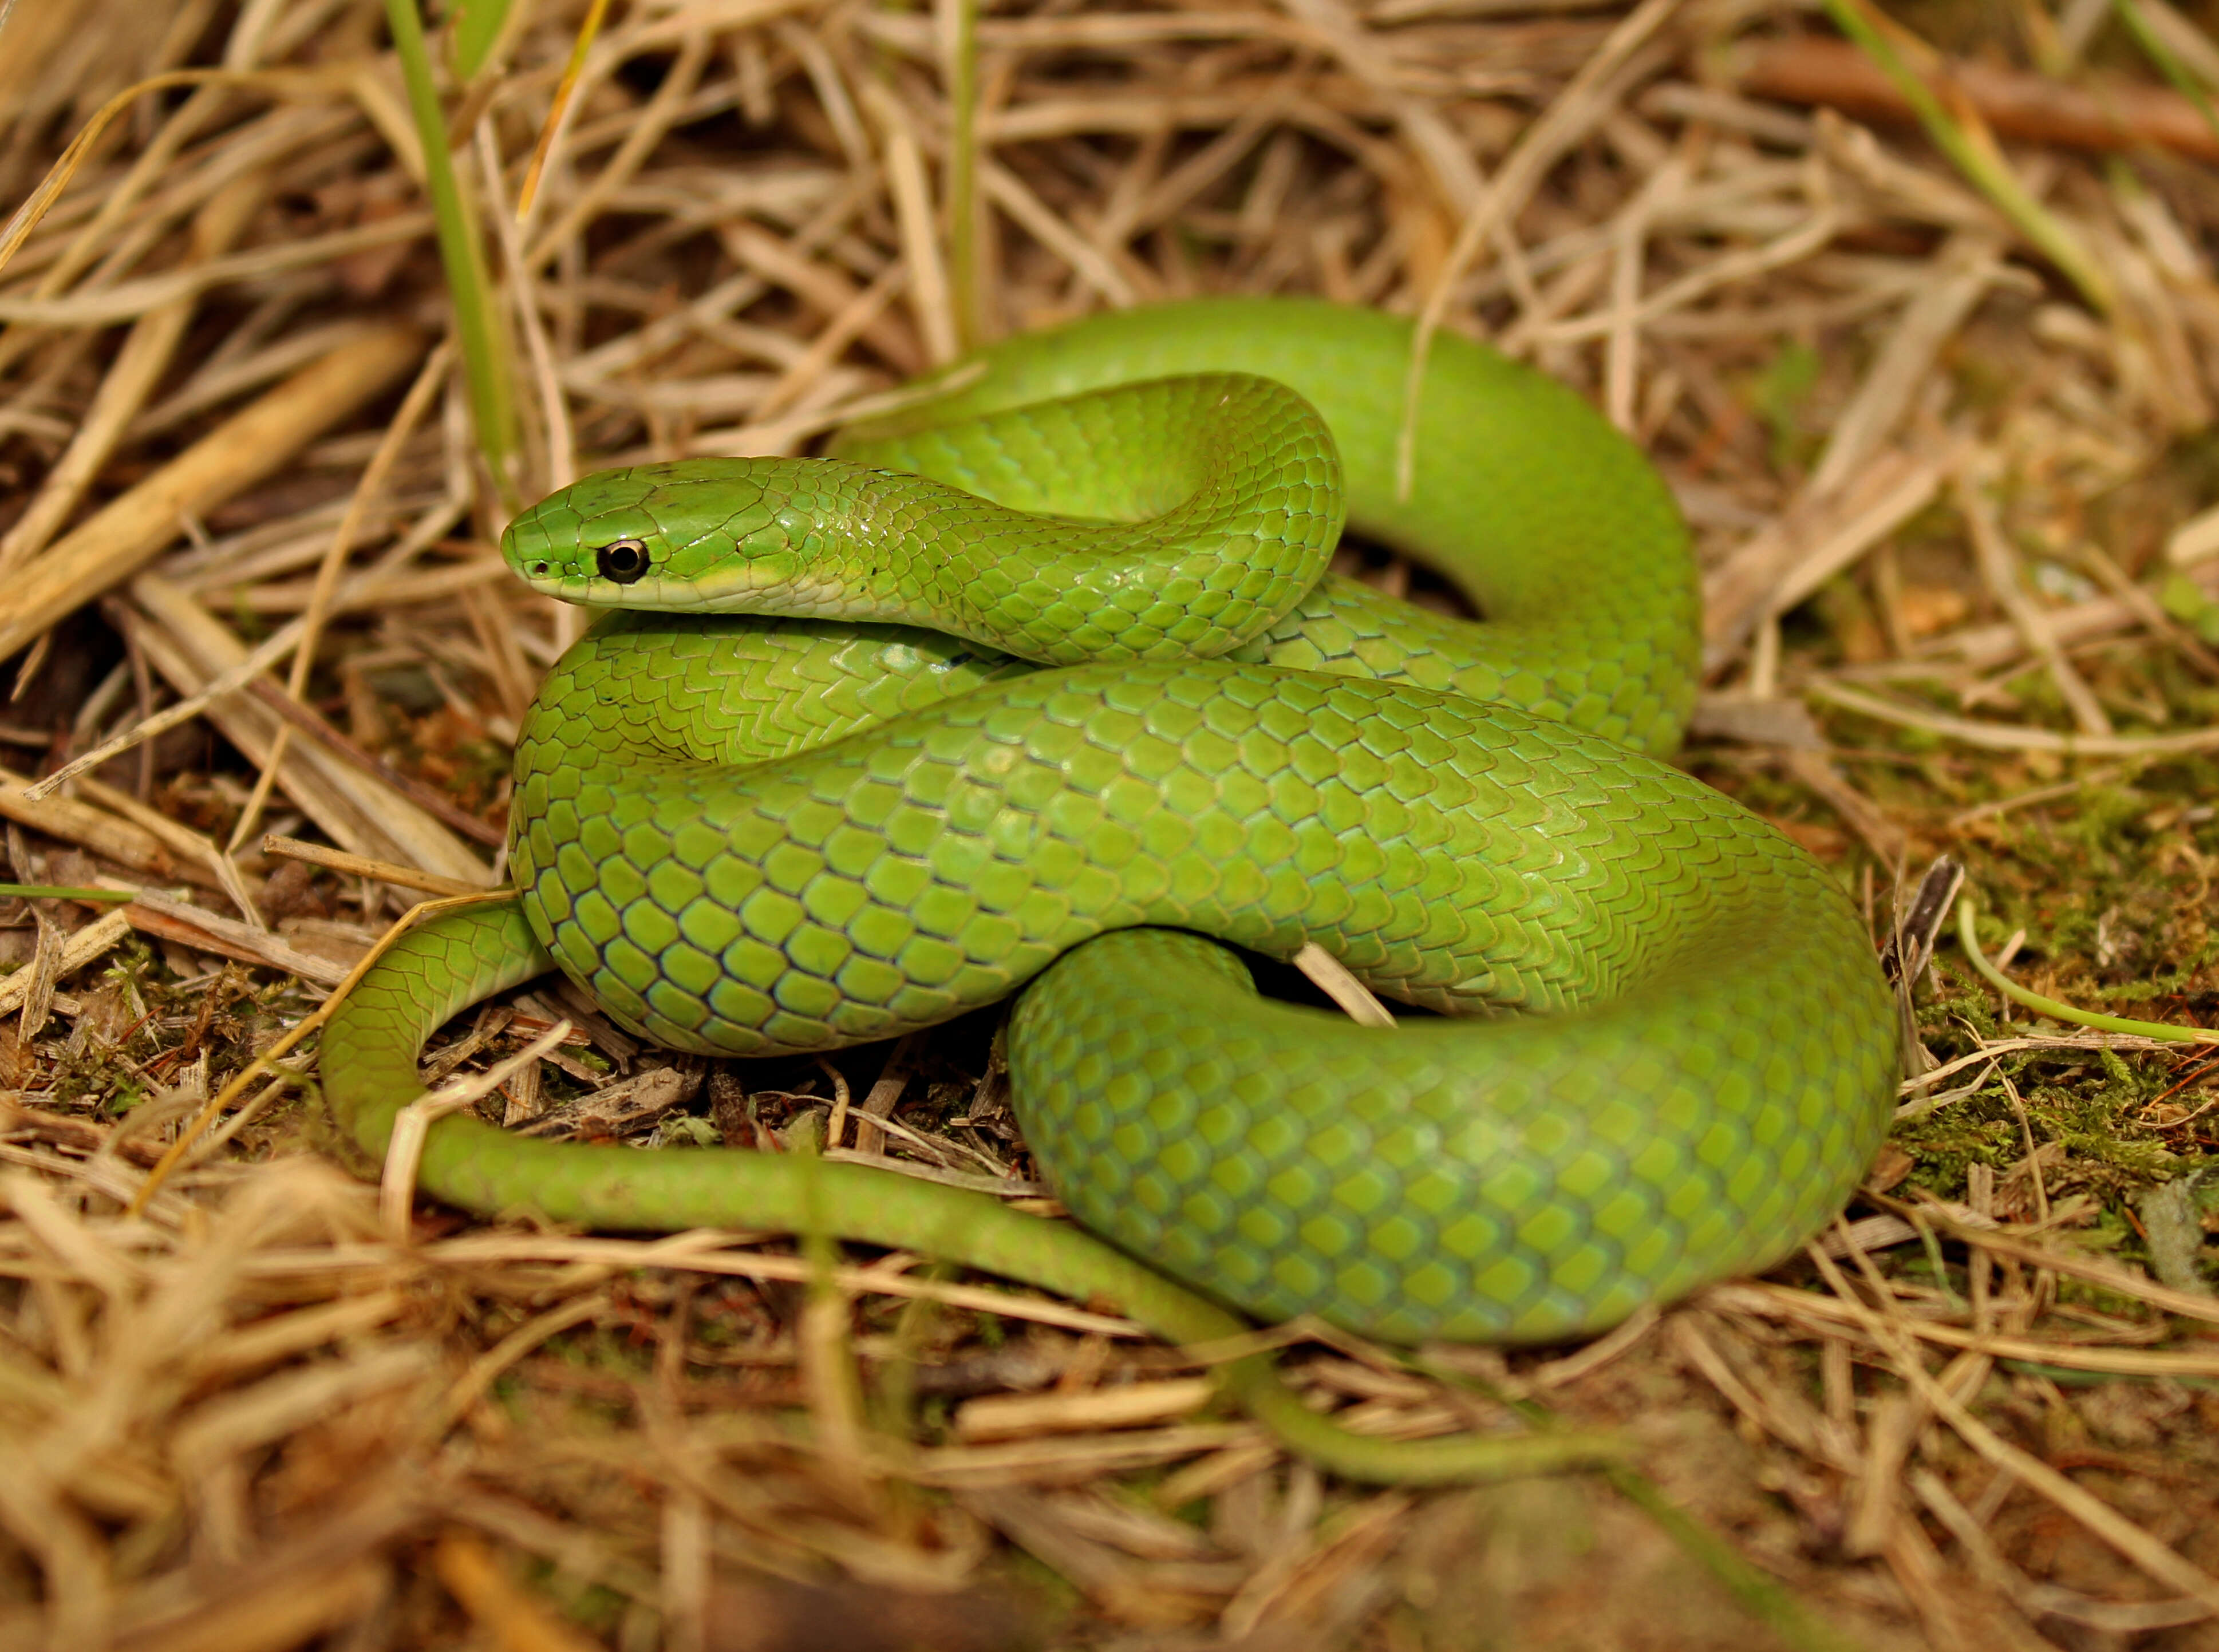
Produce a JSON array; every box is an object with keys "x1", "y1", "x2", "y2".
[
  {"x1": 1955, "y1": 894, "x2": 2217, "y2": 1043},
  {"x1": 2112, "y1": 0, "x2": 2219, "y2": 152},
  {"x1": 449, "y1": 0, "x2": 520, "y2": 83},
  {"x1": 1820, "y1": 0, "x2": 2115, "y2": 316},
  {"x1": 943, "y1": 0, "x2": 980, "y2": 350},
  {"x1": 385, "y1": 0, "x2": 519, "y2": 510}
]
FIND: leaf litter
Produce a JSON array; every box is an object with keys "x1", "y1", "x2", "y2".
[{"x1": 4, "y1": 0, "x2": 2219, "y2": 1646}]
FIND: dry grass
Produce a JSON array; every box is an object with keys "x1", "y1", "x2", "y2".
[{"x1": 3, "y1": 0, "x2": 2219, "y2": 1646}]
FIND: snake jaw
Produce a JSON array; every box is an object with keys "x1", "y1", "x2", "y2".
[{"x1": 684, "y1": 551, "x2": 810, "y2": 611}]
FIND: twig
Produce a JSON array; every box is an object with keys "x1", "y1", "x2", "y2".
[
  {"x1": 261, "y1": 836, "x2": 484, "y2": 899},
  {"x1": 1740, "y1": 34, "x2": 2219, "y2": 163}
]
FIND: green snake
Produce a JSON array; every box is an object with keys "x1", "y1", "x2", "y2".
[{"x1": 321, "y1": 298, "x2": 1897, "y2": 1480}]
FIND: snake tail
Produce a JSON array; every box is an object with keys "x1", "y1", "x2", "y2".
[{"x1": 319, "y1": 900, "x2": 1624, "y2": 1485}]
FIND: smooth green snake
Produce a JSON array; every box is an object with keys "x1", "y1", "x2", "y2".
[{"x1": 319, "y1": 297, "x2": 1898, "y2": 1480}]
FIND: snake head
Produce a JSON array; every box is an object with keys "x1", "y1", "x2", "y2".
[{"x1": 503, "y1": 459, "x2": 827, "y2": 610}]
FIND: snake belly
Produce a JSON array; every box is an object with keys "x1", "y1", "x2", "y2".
[{"x1": 337, "y1": 297, "x2": 1900, "y2": 1347}]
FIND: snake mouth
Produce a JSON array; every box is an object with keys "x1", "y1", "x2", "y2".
[
  {"x1": 510, "y1": 566, "x2": 653, "y2": 608},
  {"x1": 511, "y1": 568, "x2": 771, "y2": 612}
]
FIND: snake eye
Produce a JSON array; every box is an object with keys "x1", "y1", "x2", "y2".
[{"x1": 595, "y1": 538, "x2": 650, "y2": 584}]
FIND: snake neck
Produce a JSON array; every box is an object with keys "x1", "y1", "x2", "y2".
[
  {"x1": 503, "y1": 376, "x2": 1344, "y2": 668},
  {"x1": 838, "y1": 298, "x2": 1702, "y2": 755},
  {"x1": 510, "y1": 610, "x2": 1026, "y2": 775}
]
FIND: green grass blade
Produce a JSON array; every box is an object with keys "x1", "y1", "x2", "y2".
[
  {"x1": 2113, "y1": 0, "x2": 2219, "y2": 152},
  {"x1": 943, "y1": 0, "x2": 981, "y2": 349},
  {"x1": 1821, "y1": 0, "x2": 2115, "y2": 315},
  {"x1": 385, "y1": 0, "x2": 519, "y2": 511},
  {"x1": 449, "y1": 0, "x2": 520, "y2": 84}
]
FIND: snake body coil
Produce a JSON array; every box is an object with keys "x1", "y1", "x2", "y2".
[{"x1": 324, "y1": 298, "x2": 1896, "y2": 1364}]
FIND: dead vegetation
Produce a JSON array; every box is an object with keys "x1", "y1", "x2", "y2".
[{"x1": 3, "y1": 0, "x2": 2219, "y2": 1646}]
